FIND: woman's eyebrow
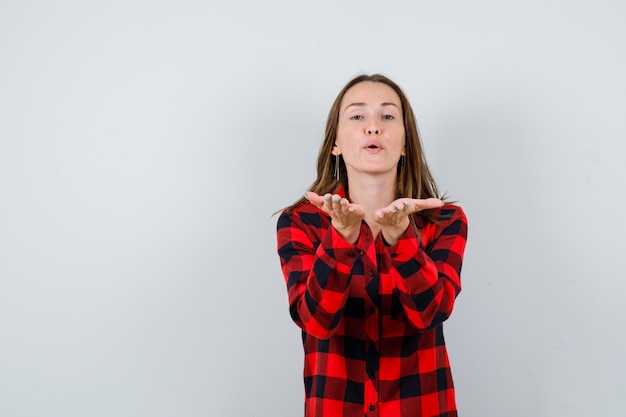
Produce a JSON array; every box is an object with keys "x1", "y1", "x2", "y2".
[
  {"x1": 380, "y1": 102, "x2": 400, "y2": 110},
  {"x1": 343, "y1": 102, "x2": 399, "y2": 112},
  {"x1": 344, "y1": 102, "x2": 366, "y2": 110}
]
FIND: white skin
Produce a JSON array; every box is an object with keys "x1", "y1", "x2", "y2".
[{"x1": 306, "y1": 81, "x2": 442, "y2": 245}]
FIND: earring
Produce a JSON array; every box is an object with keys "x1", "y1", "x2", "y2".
[{"x1": 334, "y1": 155, "x2": 340, "y2": 180}]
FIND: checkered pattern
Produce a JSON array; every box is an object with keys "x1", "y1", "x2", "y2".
[{"x1": 276, "y1": 194, "x2": 468, "y2": 417}]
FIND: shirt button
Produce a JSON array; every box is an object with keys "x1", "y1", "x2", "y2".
[
  {"x1": 368, "y1": 373, "x2": 375, "y2": 379},
  {"x1": 369, "y1": 404, "x2": 375, "y2": 411},
  {"x1": 369, "y1": 307, "x2": 375, "y2": 314},
  {"x1": 369, "y1": 270, "x2": 375, "y2": 277}
]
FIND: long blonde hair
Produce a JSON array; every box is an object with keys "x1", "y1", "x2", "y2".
[{"x1": 284, "y1": 73, "x2": 443, "y2": 215}]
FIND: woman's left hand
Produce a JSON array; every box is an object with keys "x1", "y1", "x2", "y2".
[{"x1": 375, "y1": 198, "x2": 443, "y2": 245}]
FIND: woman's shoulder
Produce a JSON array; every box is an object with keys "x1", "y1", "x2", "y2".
[
  {"x1": 415, "y1": 203, "x2": 467, "y2": 228},
  {"x1": 414, "y1": 203, "x2": 467, "y2": 245},
  {"x1": 439, "y1": 203, "x2": 466, "y2": 220},
  {"x1": 277, "y1": 202, "x2": 328, "y2": 229}
]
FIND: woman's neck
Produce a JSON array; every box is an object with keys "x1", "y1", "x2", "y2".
[{"x1": 347, "y1": 173, "x2": 397, "y2": 222}]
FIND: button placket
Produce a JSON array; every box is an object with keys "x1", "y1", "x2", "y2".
[{"x1": 361, "y1": 225, "x2": 379, "y2": 417}]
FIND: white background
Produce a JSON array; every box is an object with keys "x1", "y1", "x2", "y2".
[{"x1": 1, "y1": 1, "x2": 625, "y2": 416}]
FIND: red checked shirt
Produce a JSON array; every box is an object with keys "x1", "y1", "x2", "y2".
[{"x1": 276, "y1": 191, "x2": 468, "y2": 417}]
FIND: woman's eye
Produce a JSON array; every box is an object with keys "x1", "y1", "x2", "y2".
[
  {"x1": 350, "y1": 115, "x2": 363, "y2": 120},
  {"x1": 382, "y1": 114, "x2": 395, "y2": 120}
]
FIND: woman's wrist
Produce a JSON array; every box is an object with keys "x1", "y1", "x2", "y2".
[
  {"x1": 332, "y1": 223, "x2": 360, "y2": 244},
  {"x1": 381, "y1": 221, "x2": 409, "y2": 246}
]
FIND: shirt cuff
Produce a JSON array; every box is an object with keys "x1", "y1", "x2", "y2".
[
  {"x1": 384, "y1": 223, "x2": 422, "y2": 263},
  {"x1": 317, "y1": 224, "x2": 362, "y2": 272}
]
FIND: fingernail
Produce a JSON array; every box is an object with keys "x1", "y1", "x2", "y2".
[
  {"x1": 340, "y1": 200, "x2": 346, "y2": 206},
  {"x1": 332, "y1": 196, "x2": 339, "y2": 203},
  {"x1": 324, "y1": 195, "x2": 330, "y2": 201},
  {"x1": 303, "y1": 193, "x2": 309, "y2": 200},
  {"x1": 391, "y1": 209, "x2": 397, "y2": 213},
  {"x1": 348, "y1": 207, "x2": 355, "y2": 212}
]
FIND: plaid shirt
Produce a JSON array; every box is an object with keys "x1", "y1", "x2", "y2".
[{"x1": 276, "y1": 193, "x2": 468, "y2": 417}]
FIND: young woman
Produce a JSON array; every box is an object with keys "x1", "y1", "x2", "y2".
[{"x1": 276, "y1": 74, "x2": 468, "y2": 417}]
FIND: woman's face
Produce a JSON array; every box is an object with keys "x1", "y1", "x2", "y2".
[{"x1": 333, "y1": 81, "x2": 406, "y2": 179}]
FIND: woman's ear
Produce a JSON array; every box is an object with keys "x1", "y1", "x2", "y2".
[{"x1": 331, "y1": 144, "x2": 341, "y2": 156}]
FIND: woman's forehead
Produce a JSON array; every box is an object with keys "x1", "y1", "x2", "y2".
[{"x1": 340, "y1": 82, "x2": 402, "y2": 109}]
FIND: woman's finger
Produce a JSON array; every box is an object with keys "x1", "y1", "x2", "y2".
[{"x1": 412, "y1": 198, "x2": 443, "y2": 211}]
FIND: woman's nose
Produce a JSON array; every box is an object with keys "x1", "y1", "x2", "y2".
[{"x1": 366, "y1": 121, "x2": 380, "y2": 134}]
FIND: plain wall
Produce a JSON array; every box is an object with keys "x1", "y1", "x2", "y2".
[{"x1": 1, "y1": 1, "x2": 625, "y2": 416}]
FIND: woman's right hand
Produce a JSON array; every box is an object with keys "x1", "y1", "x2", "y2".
[{"x1": 306, "y1": 191, "x2": 364, "y2": 244}]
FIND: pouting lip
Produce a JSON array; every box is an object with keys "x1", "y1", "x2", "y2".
[{"x1": 364, "y1": 140, "x2": 383, "y2": 149}]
